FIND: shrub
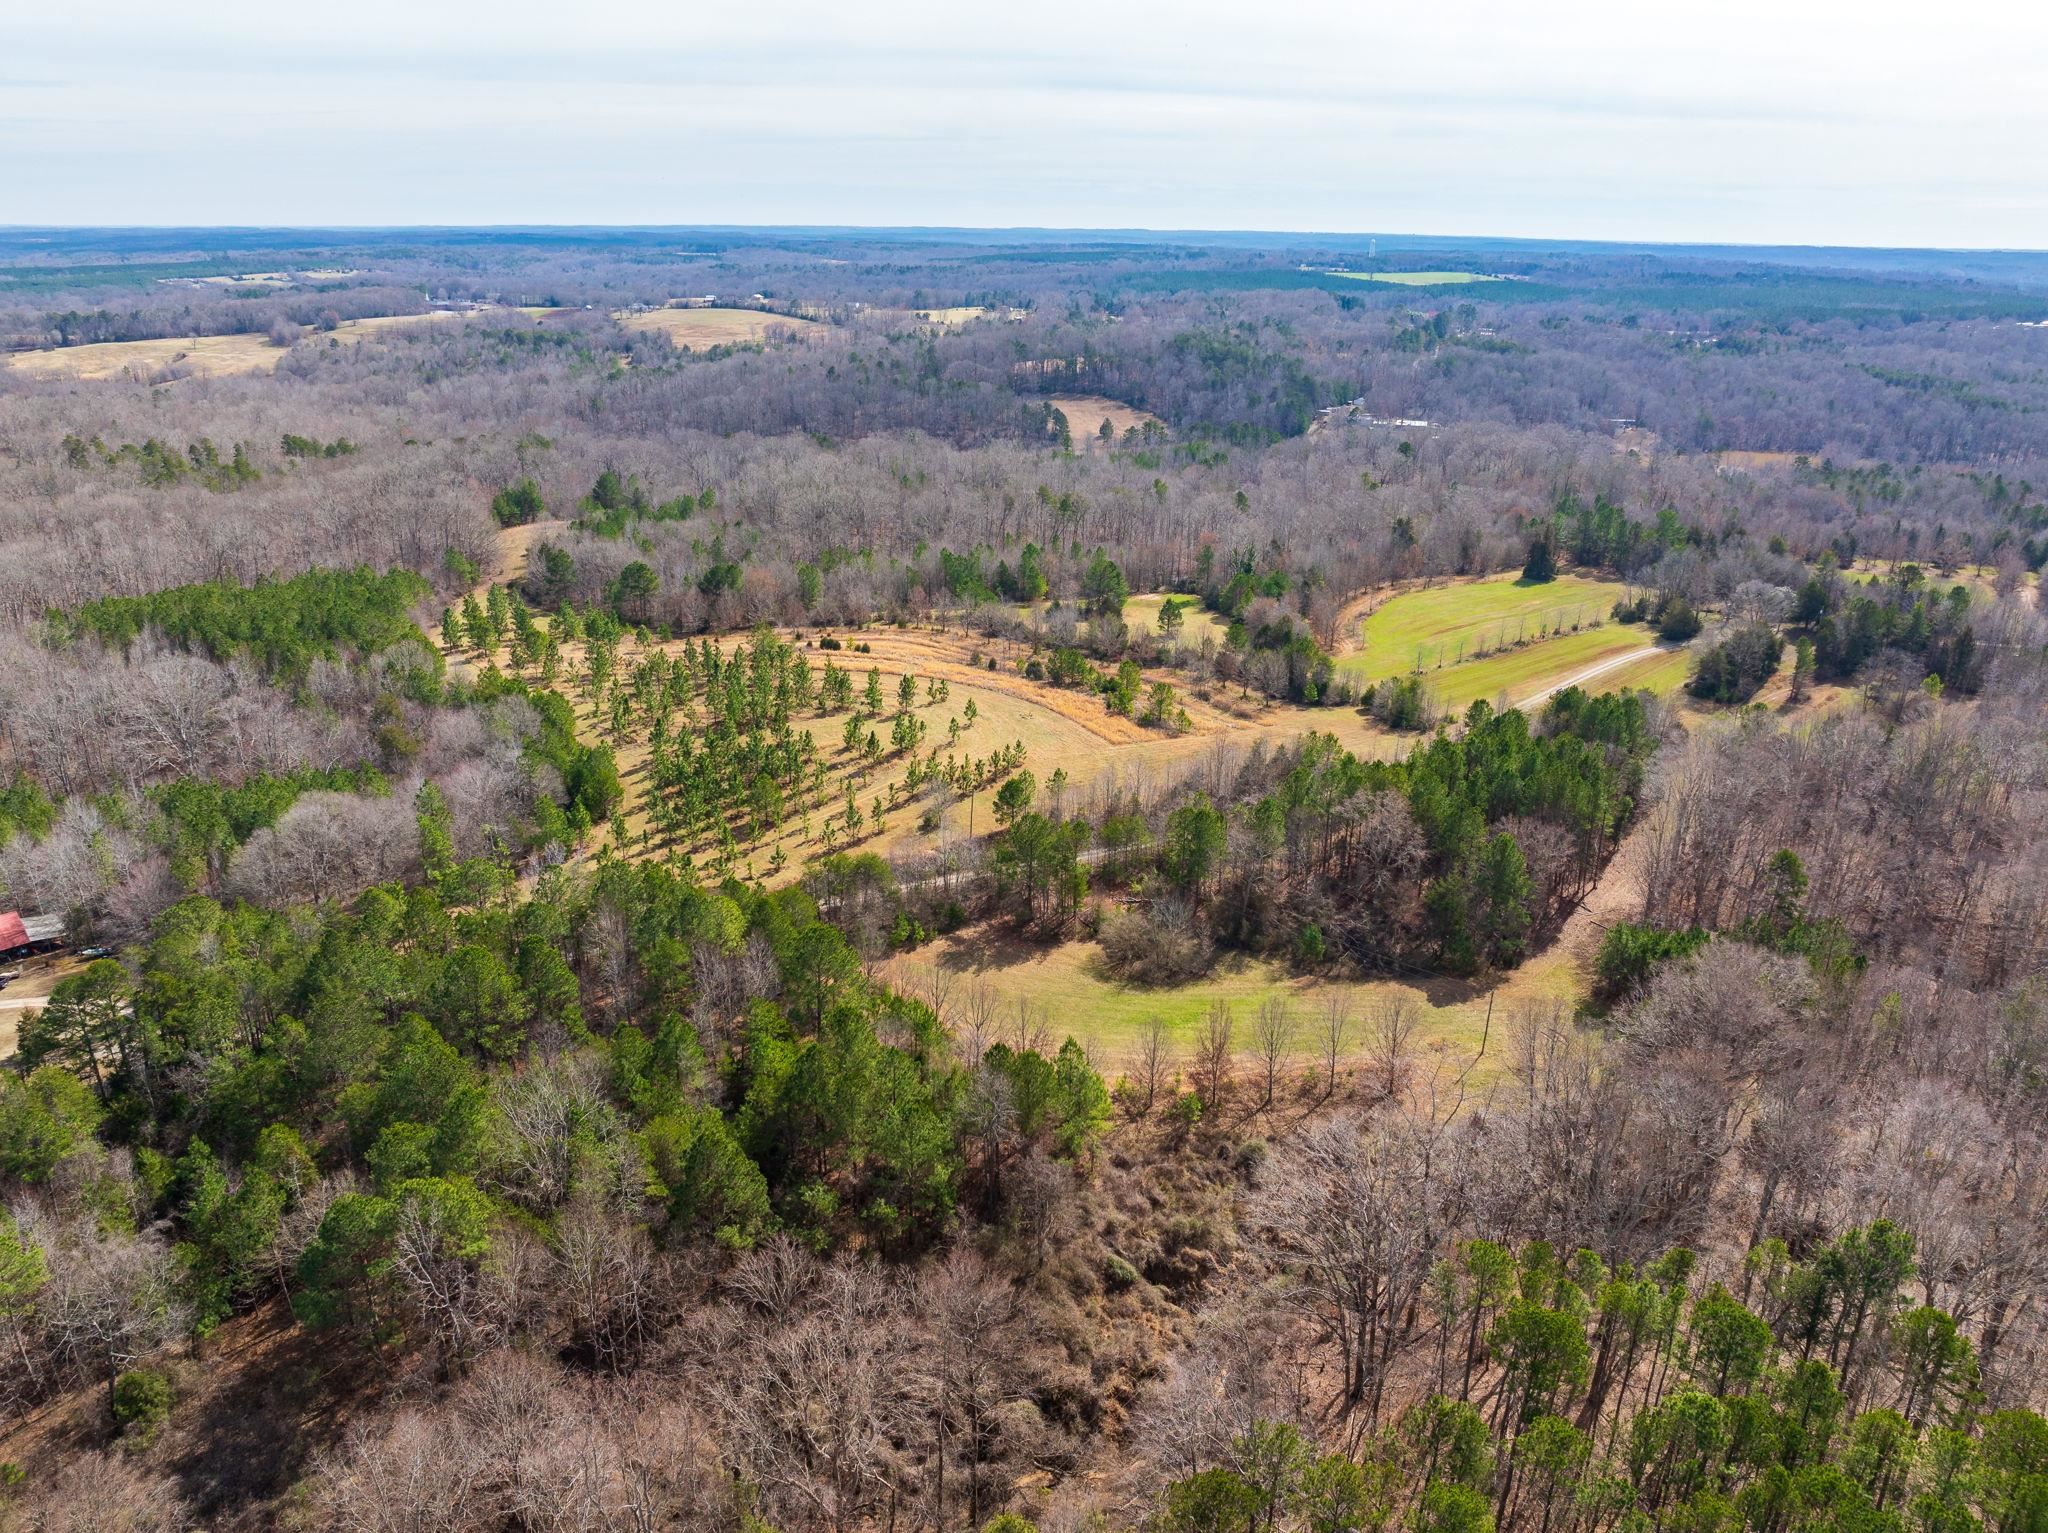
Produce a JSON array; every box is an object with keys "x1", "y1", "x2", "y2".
[
  {"x1": 112, "y1": 1369, "x2": 173, "y2": 1436},
  {"x1": 1655, "y1": 597, "x2": 1703, "y2": 641},
  {"x1": 491, "y1": 477, "x2": 546, "y2": 527},
  {"x1": 1592, "y1": 922, "x2": 1710, "y2": 1007},
  {"x1": 1100, "y1": 902, "x2": 1214, "y2": 985},
  {"x1": 1103, "y1": 1253, "x2": 1141, "y2": 1291},
  {"x1": 1365, "y1": 675, "x2": 1438, "y2": 731}
]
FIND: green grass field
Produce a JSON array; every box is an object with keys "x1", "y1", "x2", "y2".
[
  {"x1": 1339, "y1": 573, "x2": 1625, "y2": 683},
  {"x1": 1124, "y1": 593, "x2": 1232, "y2": 644},
  {"x1": 881, "y1": 934, "x2": 1523, "y2": 1076},
  {"x1": 1588, "y1": 644, "x2": 1695, "y2": 697},
  {"x1": 1329, "y1": 270, "x2": 1502, "y2": 286},
  {"x1": 1427, "y1": 627, "x2": 1661, "y2": 709}
]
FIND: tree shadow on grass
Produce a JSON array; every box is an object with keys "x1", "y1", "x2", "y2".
[{"x1": 927, "y1": 923, "x2": 1064, "y2": 976}]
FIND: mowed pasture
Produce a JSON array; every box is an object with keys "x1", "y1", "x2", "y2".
[
  {"x1": 1333, "y1": 571, "x2": 1704, "y2": 712},
  {"x1": 1426, "y1": 624, "x2": 1666, "y2": 710},
  {"x1": 1579, "y1": 643, "x2": 1695, "y2": 700},
  {"x1": 613, "y1": 306, "x2": 825, "y2": 349},
  {"x1": 1121, "y1": 593, "x2": 1233, "y2": 645},
  {"x1": 5, "y1": 311, "x2": 479, "y2": 382},
  {"x1": 1338, "y1": 572, "x2": 1626, "y2": 683}
]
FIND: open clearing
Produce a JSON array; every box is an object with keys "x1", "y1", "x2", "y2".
[
  {"x1": 545, "y1": 619, "x2": 1407, "y2": 878},
  {"x1": 1121, "y1": 593, "x2": 1234, "y2": 644},
  {"x1": 613, "y1": 307, "x2": 825, "y2": 349},
  {"x1": 1715, "y1": 449, "x2": 1808, "y2": 473},
  {"x1": 1843, "y1": 561, "x2": 2014, "y2": 603},
  {"x1": 1427, "y1": 625, "x2": 1665, "y2": 709},
  {"x1": 1569, "y1": 642, "x2": 1694, "y2": 699},
  {"x1": 0, "y1": 957, "x2": 83, "y2": 1061},
  {"x1": 881, "y1": 818, "x2": 1648, "y2": 1081},
  {"x1": 1329, "y1": 270, "x2": 1502, "y2": 286},
  {"x1": 1338, "y1": 572, "x2": 1626, "y2": 683},
  {"x1": 1047, "y1": 394, "x2": 1165, "y2": 447},
  {"x1": 886, "y1": 305, "x2": 987, "y2": 328},
  {"x1": 457, "y1": 526, "x2": 1664, "y2": 1077},
  {"x1": 6, "y1": 332, "x2": 288, "y2": 381},
  {"x1": 6, "y1": 311, "x2": 477, "y2": 382},
  {"x1": 1006, "y1": 594, "x2": 1232, "y2": 648}
]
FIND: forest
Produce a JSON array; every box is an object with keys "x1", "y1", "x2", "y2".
[{"x1": 0, "y1": 227, "x2": 2047, "y2": 1533}]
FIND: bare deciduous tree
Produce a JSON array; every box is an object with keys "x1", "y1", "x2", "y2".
[
  {"x1": 1367, "y1": 995, "x2": 1419, "y2": 1101},
  {"x1": 1194, "y1": 999, "x2": 1234, "y2": 1109},
  {"x1": 1252, "y1": 996, "x2": 1294, "y2": 1109},
  {"x1": 1132, "y1": 1014, "x2": 1173, "y2": 1115}
]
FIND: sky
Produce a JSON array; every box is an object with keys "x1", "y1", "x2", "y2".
[{"x1": 5, "y1": 0, "x2": 2046, "y2": 249}]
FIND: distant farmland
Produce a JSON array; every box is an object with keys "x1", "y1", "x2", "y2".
[
  {"x1": 5, "y1": 311, "x2": 475, "y2": 382},
  {"x1": 1047, "y1": 393, "x2": 1166, "y2": 447},
  {"x1": 1328, "y1": 270, "x2": 1504, "y2": 286},
  {"x1": 614, "y1": 306, "x2": 825, "y2": 349}
]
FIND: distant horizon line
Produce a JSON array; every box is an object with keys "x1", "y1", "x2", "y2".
[{"x1": 3, "y1": 223, "x2": 2046, "y2": 259}]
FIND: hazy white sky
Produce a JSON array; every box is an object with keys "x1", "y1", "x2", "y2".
[{"x1": 5, "y1": 0, "x2": 2045, "y2": 247}]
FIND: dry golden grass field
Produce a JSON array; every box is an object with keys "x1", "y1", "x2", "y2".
[
  {"x1": 1714, "y1": 449, "x2": 1808, "y2": 473},
  {"x1": 612, "y1": 306, "x2": 825, "y2": 349},
  {"x1": 6, "y1": 332, "x2": 286, "y2": 381},
  {"x1": 6, "y1": 311, "x2": 478, "y2": 382},
  {"x1": 1048, "y1": 394, "x2": 1166, "y2": 448}
]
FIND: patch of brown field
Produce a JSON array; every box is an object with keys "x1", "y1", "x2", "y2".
[
  {"x1": 613, "y1": 307, "x2": 825, "y2": 349},
  {"x1": 484, "y1": 518, "x2": 571, "y2": 589},
  {"x1": 868, "y1": 305, "x2": 988, "y2": 329},
  {"x1": 6, "y1": 311, "x2": 481, "y2": 383},
  {"x1": 1716, "y1": 449, "x2": 1808, "y2": 473},
  {"x1": 6, "y1": 331, "x2": 287, "y2": 381},
  {"x1": 1046, "y1": 394, "x2": 1165, "y2": 449}
]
